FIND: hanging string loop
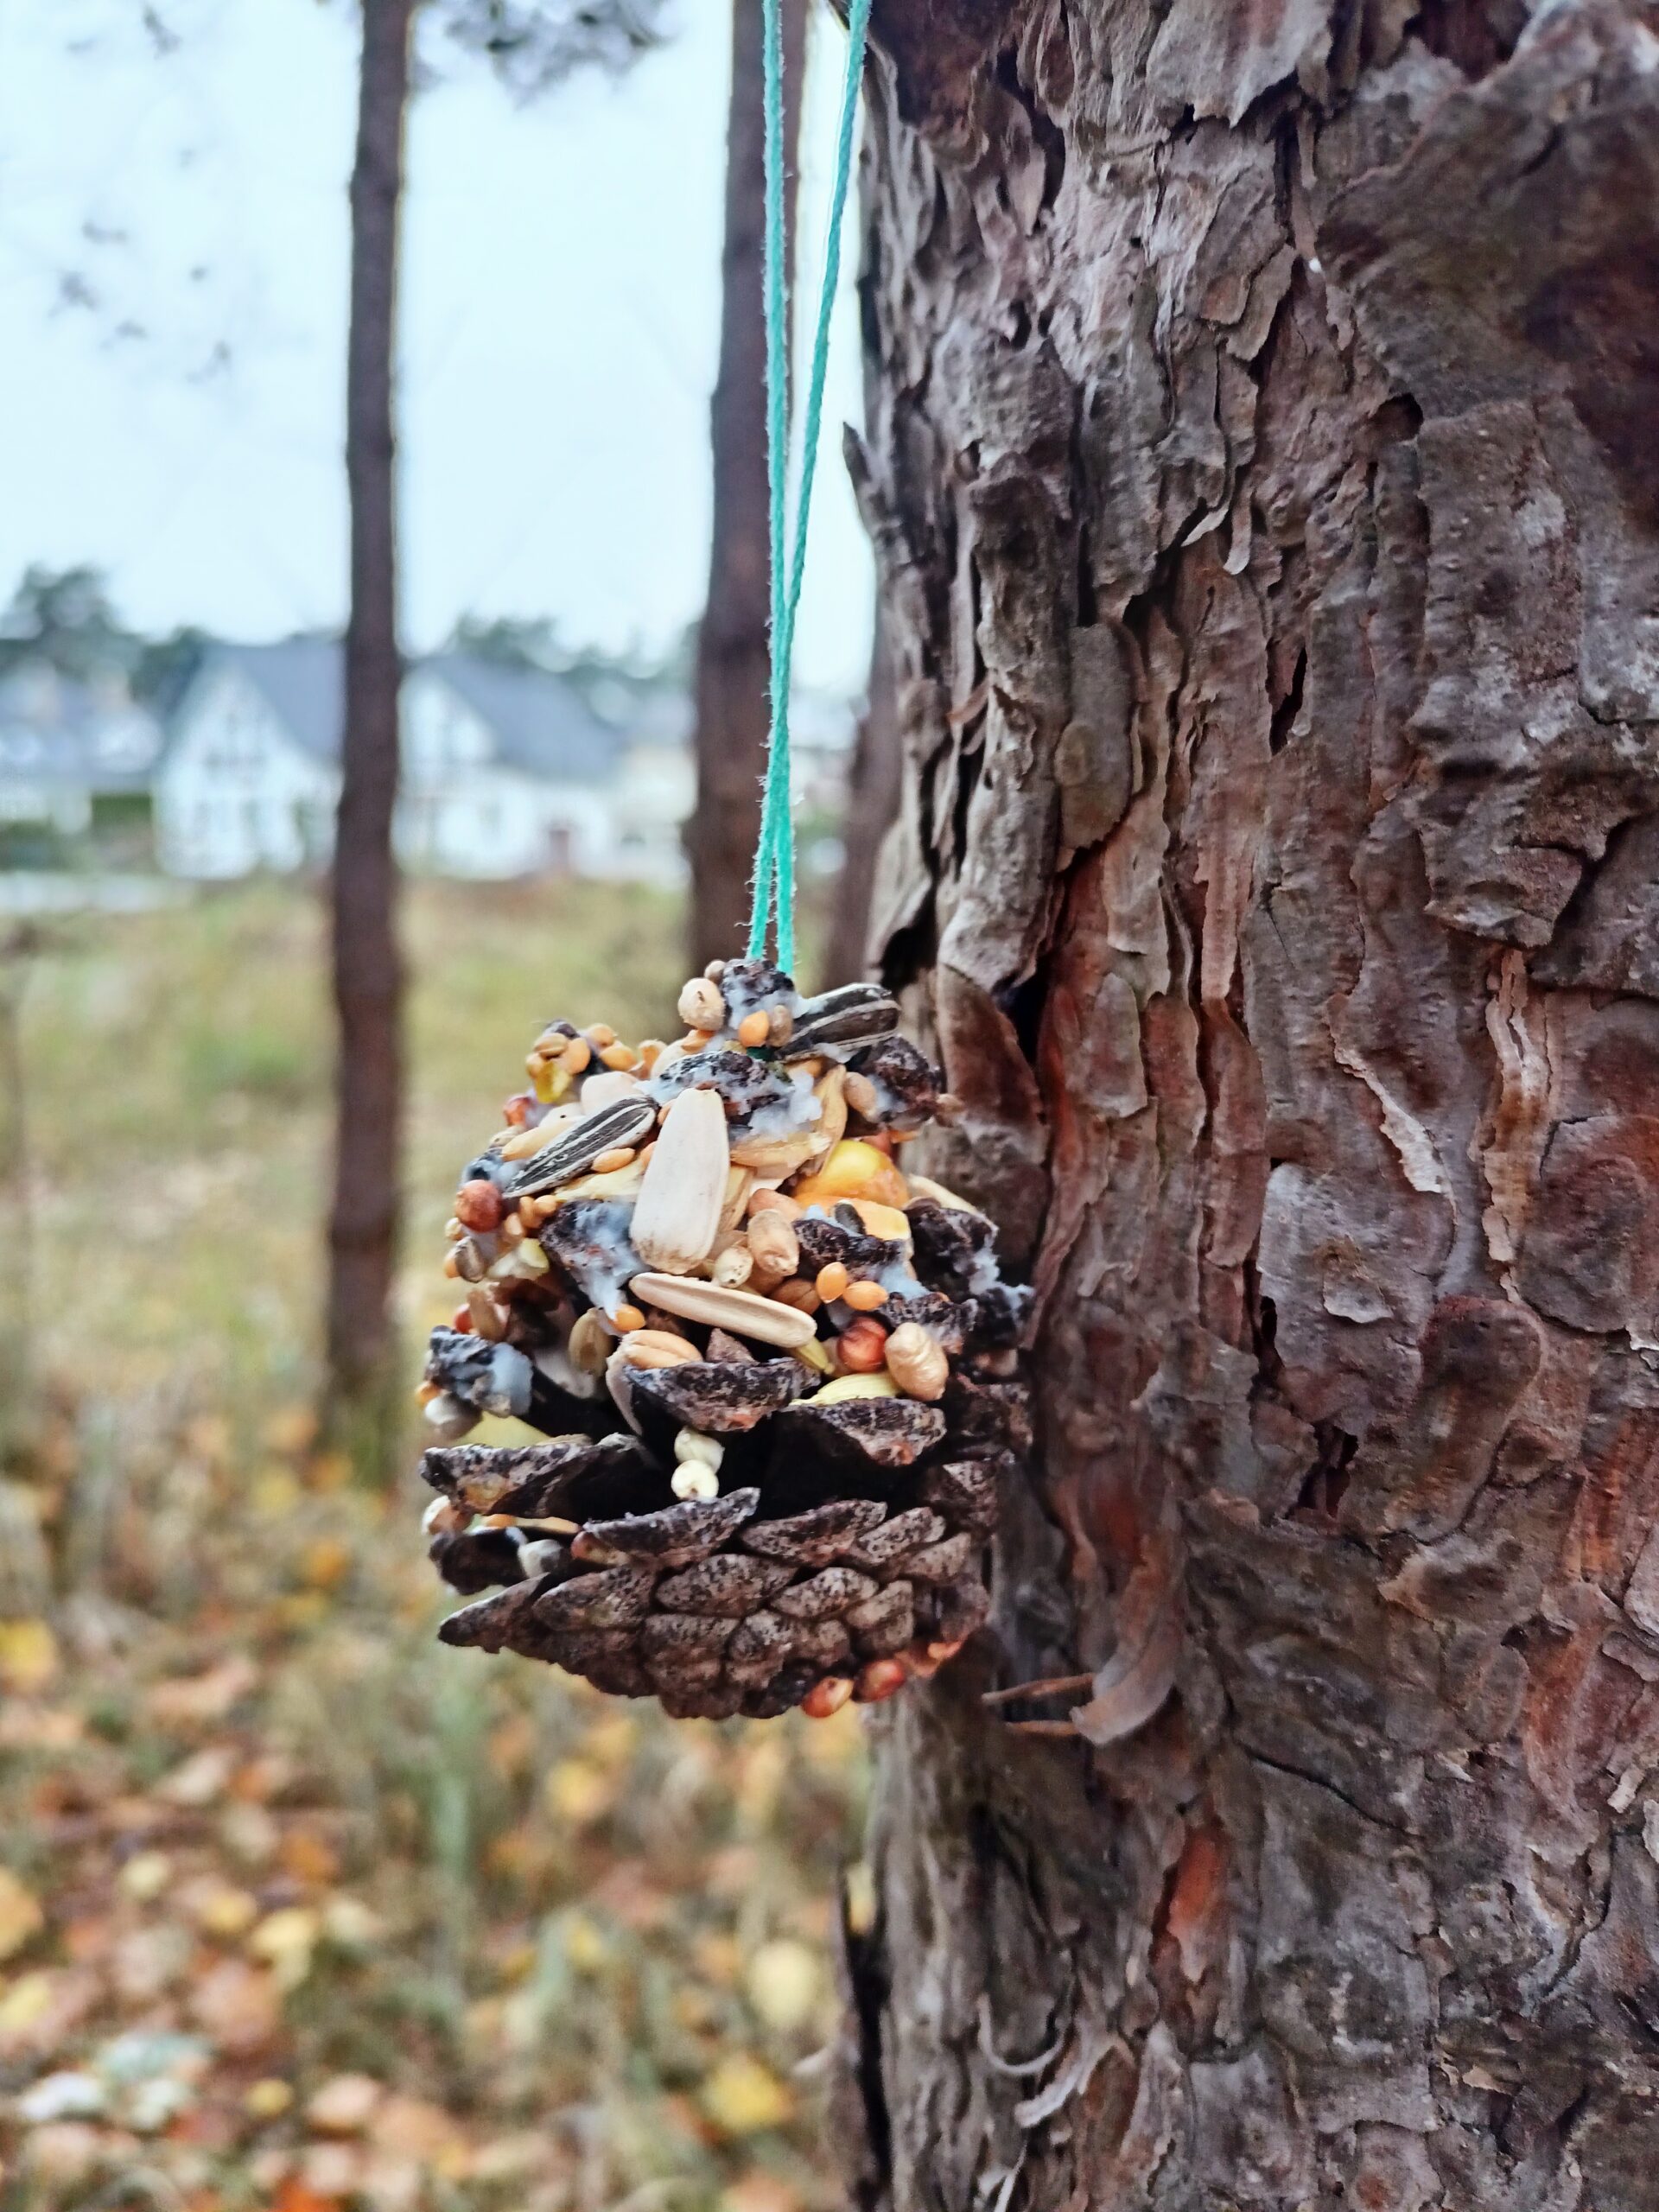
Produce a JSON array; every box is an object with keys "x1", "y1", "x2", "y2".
[{"x1": 747, "y1": 0, "x2": 872, "y2": 975}]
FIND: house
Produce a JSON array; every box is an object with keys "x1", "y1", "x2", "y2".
[
  {"x1": 0, "y1": 663, "x2": 162, "y2": 843},
  {"x1": 154, "y1": 638, "x2": 696, "y2": 883}
]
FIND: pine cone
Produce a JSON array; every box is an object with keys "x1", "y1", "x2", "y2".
[{"x1": 418, "y1": 959, "x2": 1029, "y2": 1719}]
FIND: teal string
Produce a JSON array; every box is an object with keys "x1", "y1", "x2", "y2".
[{"x1": 747, "y1": 0, "x2": 872, "y2": 976}]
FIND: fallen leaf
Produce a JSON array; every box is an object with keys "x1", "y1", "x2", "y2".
[
  {"x1": 248, "y1": 1906, "x2": 320, "y2": 1988},
  {"x1": 0, "y1": 1867, "x2": 45, "y2": 1961},
  {"x1": 723, "y1": 2176, "x2": 804, "y2": 2212},
  {"x1": 188, "y1": 1958, "x2": 280, "y2": 2054},
  {"x1": 299, "y1": 2139, "x2": 364, "y2": 2200},
  {"x1": 279, "y1": 1828, "x2": 340, "y2": 1888},
  {"x1": 147, "y1": 1658, "x2": 257, "y2": 1729},
  {"x1": 745, "y1": 1938, "x2": 821, "y2": 2034},
  {"x1": 118, "y1": 1852, "x2": 173, "y2": 1903},
  {"x1": 366, "y1": 2094, "x2": 465, "y2": 2163},
  {"x1": 157, "y1": 1745, "x2": 238, "y2": 1808},
  {"x1": 0, "y1": 1618, "x2": 59, "y2": 1694},
  {"x1": 307, "y1": 2072, "x2": 383, "y2": 2136},
  {"x1": 701, "y1": 2055, "x2": 794, "y2": 2137},
  {"x1": 545, "y1": 1758, "x2": 611, "y2": 1826}
]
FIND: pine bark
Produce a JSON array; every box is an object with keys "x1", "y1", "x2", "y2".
[
  {"x1": 836, "y1": 4, "x2": 1659, "y2": 2208},
  {"x1": 686, "y1": 0, "x2": 806, "y2": 974},
  {"x1": 328, "y1": 0, "x2": 413, "y2": 1422}
]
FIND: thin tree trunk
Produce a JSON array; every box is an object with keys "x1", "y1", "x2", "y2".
[
  {"x1": 834, "y1": 5, "x2": 1659, "y2": 2208},
  {"x1": 821, "y1": 593, "x2": 900, "y2": 985},
  {"x1": 685, "y1": 0, "x2": 805, "y2": 975},
  {"x1": 327, "y1": 0, "x2": 412, "y2": 1431}
]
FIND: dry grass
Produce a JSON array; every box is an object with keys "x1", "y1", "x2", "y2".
[{"x1": 0, "y1": 880, "x2": 866, "y2": 2212}]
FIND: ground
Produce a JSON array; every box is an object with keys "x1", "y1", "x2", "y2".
[{"x1": 0, "y1": 880, "x2": 864, "y2": 2212}]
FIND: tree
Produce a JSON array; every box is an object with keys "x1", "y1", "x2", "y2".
[
  {"x1": 325, "y1": 0, "x2": 668, "y2": 1434},
  {"x1": 684, "y1": 0, "x2": 805, "y2": 974},
  {"x1": 830, "y1": 6, "x2": 1659, "y2": 2208}
]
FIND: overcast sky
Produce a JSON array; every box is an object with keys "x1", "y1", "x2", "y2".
[{"x1": 0, "y1": 0, "x2": 874, "y2": 693}]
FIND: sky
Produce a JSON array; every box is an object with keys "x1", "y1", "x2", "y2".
[{"x1": 0, "y1": 0, "x2": 874, "y2": 695}]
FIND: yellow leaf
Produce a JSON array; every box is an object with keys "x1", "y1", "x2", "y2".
[
  {"x1": 560, "y1": 1910, "x2": 608, "y2": 1974},
  {"x1": 0, "y1": 1970, "x2": 54, "y2": 2033},
  {"x1": 0, "y1": 1870, "x2": 45, "y2": 1962},
  {"x1": 745, "y1": 1938, "x2": 821, "y2": 2034},
  {"x1": 0, "y1": 1619, "x2": 58, "y2": 1694},
  {"x1": 248, "y1": 1906, "x2": 321, "y2": 1988},
  {"x1": 186, "y1": 1880, "x2": 260, "y2": 1941},
  {"x1": 302, "y1": 1535, "x2": 353, "y2": 1591},
  {"x1": 245, "y1": 2077, "x2": 295, "y2": 2120},
  {"x1": 545, "y1": 1758, "x2": 611, "y2": 1827},
  {"x1": 701, "y1": 2055, "x2": 794, "y2": 2138},
  {"x1": 119, "y1": 1852, "x2": 173, "y2": 1903}
]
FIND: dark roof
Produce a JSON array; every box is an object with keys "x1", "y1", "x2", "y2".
[
  {"x1": 208, "y1": 637, "x2": 344, "y2": 766},
  {"x1": 0, "y1": 664, "x2": 162, "y2": 791},
  {"x1": 423, "y1": 652, "x2": 619, "y2": 784},
  {"x1": 185, "y1": 638, "x2": 621, "y2": 785}
]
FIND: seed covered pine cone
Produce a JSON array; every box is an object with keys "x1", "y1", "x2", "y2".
[{"x1": 417, "y1": 958, "x2": 1031, "y2": 1721}]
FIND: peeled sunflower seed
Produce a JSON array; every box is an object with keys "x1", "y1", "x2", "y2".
[
  {"x1": 782, "y1": 983, "x2": 899, "y2": 1060},
  {"x1": 627, "y1": 1273, "x2": 819, "y2": 1349},
  {"x1": 631, "y1": 1087, "x2": 730, "y2": 1274},
  {"x1": 508, "y1": 1096, "x2": 657, "y2": 1199}
]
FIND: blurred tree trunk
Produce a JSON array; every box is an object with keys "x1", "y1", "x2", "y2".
[
  {"x1": 833, "y1": 6, "x2": 1659, "y2": 2209},
  {"x1": 327, "y1": 0, "x2": 413, "y2": 1439},
  {"x1": 685, "y1": 0, "x2": 805, "y2": 975},
  {"x1": 821, "y1": 594, "x2": 899, "y2": 984}
]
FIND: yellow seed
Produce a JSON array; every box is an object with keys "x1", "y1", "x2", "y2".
[
  {"x1": 442, "y1": 1252, "x2": 461, "y2": 1279},
  {"x1": 683, "y1": 1028, "x2": 715, "y2": 1051},
  {"x1": 613, "y1": 1303, "x2": 646, "y2": 1333},
  {"x1": 591, "y1": 1145, "x2": 637, "y2": 1175},
  {"x1": 848, "y1": 1200, "x2": 913, "y2": 1243},
  {"x1": 563, "y1": 1036, "x2": 593, "y2": 1076},
  {"x1": 499, "y1": 1126, "x2": 543, "y2": 1160},
  {"x1": 415, "y1": 1380, "x2": 442, "y2": 1405},
  {"x1": 810, "y1": 1372, "x2": 898, "y2": 1403},
  {"x1": 499, "y1": 1211, "x2": 524, "y2": 1242},
  {"x1": 637, "y1": 1039, "x2": 666, "y2": 1070},
  {"x1": 816, "y1": 1262, "x2": 851, "y2": 1303},
  {"x1": 601, "y1": 1041, "x2": 639, "y2": 1072},
  {"x1": 737, "y1": 1010, "x2": 771, "y2": 1048},
  {"x1": 586, "y1": 1023, "x2": 618, "y2": 1049},
  {"x1": 842, "y1": 1277, "x2": 887, "y2": 1312},
  {"x1": 791, "y1": 1139, "x2": 911, "y2": 1212}
]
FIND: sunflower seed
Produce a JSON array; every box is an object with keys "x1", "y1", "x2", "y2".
[
  {"x1": 783, "y1": 983, "x2": 900, "y2": 1060},
  {"x1": 507, "y1": 1096, "x2": 657, "y2": 1199},
  {"x1": 632, "y1": 1087, "x2": 730, "y2": 1274},
  {"x1": 627, "y1": 1274, "x2": 819, "y2": 1350}
]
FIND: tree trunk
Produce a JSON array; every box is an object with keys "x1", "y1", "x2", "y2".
[
  {"x1": 821, "y1": 588, "x2": 901, "y2": 986},
  {"x1": 327, "y1": 0, "x2": 413, "y2": 1430},
  {"x1": 836, "y1": 5, "x2": 1659, "y2": 2208},
  {"x1": 686, "y1": 0, "x2": 805, "y2": 975}
]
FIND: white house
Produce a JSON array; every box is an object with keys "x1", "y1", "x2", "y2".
[
  {"x1": 0, "y1": 663, "x2": 162, "y2": 837},
  {"x1": 154, "y1": 639, "x2": 695, "y2": 884}
]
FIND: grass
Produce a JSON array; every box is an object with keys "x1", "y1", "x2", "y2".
[{"x1": 0, "y1": 880, "x2": 866, "y2": 2212}]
